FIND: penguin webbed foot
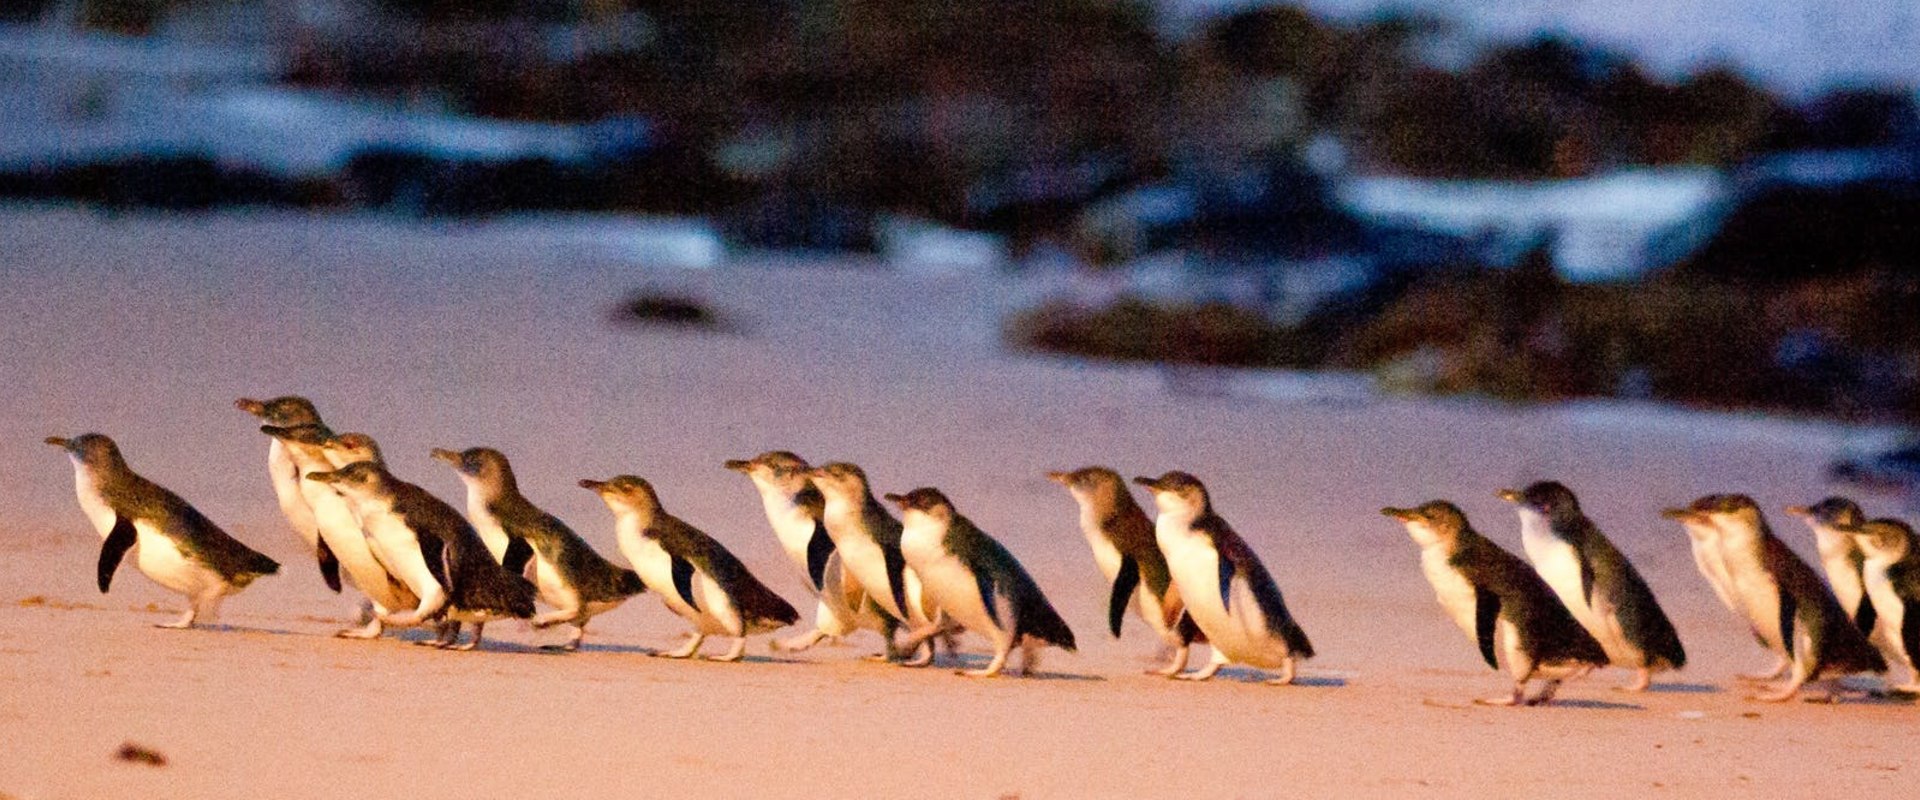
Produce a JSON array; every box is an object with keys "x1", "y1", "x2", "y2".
[
  {"x1": 1262, "y1": 658, "x2": 1298, "y2": 686},
  {"x1": 1614, "y1": 668, "x2": 1652, "y2": 693},
  {"x1": 1148, "y1": 645, "x2": 1190, "y2": 677},
  {"x1": 447, "y1": 622, "x2": 484, "y2": 652},
  {"x1": 657, "y1": 633, "x2": 704, "y2": 659},
  {"x1": 705, "y1": 638, "x2": 748, "y2": 662}
]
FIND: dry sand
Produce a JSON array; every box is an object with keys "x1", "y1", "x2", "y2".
[{"x1": 1, "y1": 206, "x2": 1915, "y2": 799}]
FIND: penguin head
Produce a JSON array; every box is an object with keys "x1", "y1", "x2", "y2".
[
  {"x1": 1853, "y1": 518, "x2": 1915, "y2": 559},
  {"x1": 235, "y1": 396, "x2": 321, "y2": 427},
  {"x1": 1131, "y1": 471, "x2": 1209, "y2": 517},
  {"x1": 304, "y1": 460, "x2": 390, "y2": 500},
  {"x1": 806, "y1": 462, "x2": 872, "y2": 502},
  {"x1": 1675, "y1": 494, "x2": 1765, "y2": 538},
  {"x1": 433, "y1": 447, "x2": 515, "y2": 494},
  {"x1": 580, "y1": 475, "x2": 660, "y2": 515},
  {"x1": 883, "y1": 487, "x2": 955, "y2": 525},
  {"x1": 320, "y1": 432, "x2": 383, "y2": 468},
  {"x1": 45, "y1": 433, "x2": 126, "y2": 470},
  {"x1": 1047, "y1": 466, "x2": 1130, "y2": 507},
  {"x1": 260, "y1": 423, "x2": 330, "y2": 451},
  {"x1": 1658, "y1": 503, "x2": 1718, "y2": 540},
  {"x1": 726, "y1": 451, "x2": 812, "y2": 493},
  {"x1": 1783, "y1": 497, "x2": 1865, "y2": 531},
  {"x1": 1381, "y1": 501, "x2": 1467, "y2": 546},
  {"x1": 1496, "y1": 481, "x2": 1580, "y2": 519}
]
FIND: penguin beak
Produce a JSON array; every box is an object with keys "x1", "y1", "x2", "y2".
[
  {"x1": 1495, "y1": 489, "x2": 1523, "y2": 504},
  {"x1": 724, "y1": 459, "x2": 752, "y2": 473},
  {"x1": 1783, "y1": 505, "x2": 1812, "y2": 519},
  {"x1": 44, "y1": 436, "x2": 71, "y2": 449},
  {"x1": 1660, "y1": 507, "x2": 1699, "y2": 522},
  {"x1": 430, "y1": 448, "x2": 461, "y2": 465},
  {"x1": 305, "y1": 471, "x2": 337, "y2": 484},
  {"x1": 578, "y1": 479, "x2": 605, "y2": 492},
  {"x1": 882, "y1": 493, "x2": 907, "y2": 507},
  {"x1": 1380, "y1": 507, "x2": 1416, "y2": 521},
  {"x1": 235, "y1": 398, "x2": 265, "y2": 416},
  {"x1": 1131, "y1": 476, "x2": 1161, "y2": 490},
  {"x1": 1045, "y1": 471, "x2": 1070, "y2": 485}
]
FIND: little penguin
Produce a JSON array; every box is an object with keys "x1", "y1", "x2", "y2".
[
  {"x1": 1384, "y1": 502, "x2": 1609, "y2": 706},
  {"x1": 1784, "y1": 498, "x2": 1876, "y2": 637},
  {"x1": 582, "y1": 476, "x2": 800, "y2": 660},
  {"x1": 1678, "y1": 494, "x2": 1885, "y2": 701},
  {"x1": 1049, "y1": 467, "x2": 1201, "y2": 675},
  {"x1": 807, "y1": 462, "x2": 953, "y2": 665},
  {"x1": 1850, "y1": 517, "x2": 1920, "y2": 692},
  {"x1": 885, "y1": 487, "x2": 1076, "y2": 677},
  {"x1": 260, "y1": 424, "x2": 417, "y2": 638},
  {"x1": 235, "y1": 395, "x2": 334, "y2": 589},
  {"x1": 1498, "y1": 482, "x2": 1685, "y2": 691},
  {"x1": 307, "y1": 459, "x2": 536, "y2": 650},
  {"x1": 434, "y1": 447, "x2": 643, "y2": 651},
  {"x1": 48, "y1": 434, "x2": 279, "y2": 629},
  {"x1": 1133, "y1": 472, "x2": 1314, "y2": 685},
  {"x1": 726, "y1": 452, "x2": 885, "y2": 652},
  {"x1": 1661, "y1": 501, "x2": 1742, "y2": 616}
]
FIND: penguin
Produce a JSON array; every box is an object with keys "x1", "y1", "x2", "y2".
[
  {"x1": 884, "y1": 487, "x2": 1076, "y2": 677},
  {"x1": 1048, "y1": 466, "x2": 1200, "y2": 676},
  {"x1": 1784, "y1": 498, "x2": 1876, "y2": 637},
  {"x1": 1661, "y1": 501, "x2": 1742, "y2": 616},
  {"x1": 1850, "y1": 517, "x2": 1920, "y2": 692},
  {"x1": 725, "y1": 452, "x2": 885, "y2": 652},
  {"x1": 807, "y1": 462, "x2": 952, "y2": 665},
  {"x1": 434, "y1": 447, "x2": 643, "y2": 651},
  {"x1": 1679, "y1": 494, "x2": 1885, "y2": 701},
  {"x1": 306, "y1": 459, "x2": 536, "y2": 650},
  {"x1": 1132, "y1": 472, "x2": 1314, "y2": 685},
  {"x1": 260, "y1": 424, "x2": 418, "y2": 638},
  {"x1": 427, "y1": 448, "x2": 535, "y2": 575},
  {"x1": 580, "y1": 476, "x2": 799, "y2": 661},
  {"x1": 235, "y1": 395, "x2": 335, "y2": 589},
  {"x1": 1497, "y1": 482, "x2": 1686, "y2": 691},
  {"x1": 47, "y1": 434, "x2": 280, "y2": 629},
  {"x1": 1383, "y1": 502, "x2": 1609, "y2": 705}
]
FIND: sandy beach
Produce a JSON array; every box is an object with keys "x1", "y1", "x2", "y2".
[{"x1": 1, "y1": 206, "x2": 1915, "y2": 799}]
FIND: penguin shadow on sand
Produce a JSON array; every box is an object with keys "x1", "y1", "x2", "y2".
[
  {"x1": 924, "y1": 651, "x2": 1104, "y2": 682},
  {"x1": 1203, "y1": 667, "x2": 1347, "y2": 688}
]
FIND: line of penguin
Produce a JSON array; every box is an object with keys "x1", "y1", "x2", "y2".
[{"x1": 42, "y1": 395, "x2": 1920, "y2": 705}]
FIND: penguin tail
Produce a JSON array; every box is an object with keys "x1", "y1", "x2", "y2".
[
  {"x1": 618, "y1": 569, "x2": 646, "y2": 597},
  {"x1": 1281, "y1": 621, "x2": 1315, "y2": 661},
  {"x1": 1022, "y1": 599, "x2": 1077, "y2": 652}
]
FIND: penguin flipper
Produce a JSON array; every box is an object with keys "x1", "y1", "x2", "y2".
[
  {"x1": 976, "y1": 568, "x2": 1001, "y2": 629},
  {"x1": 1777, "y1": 587, "x2": 1797, "y2": 658},
  {"x1": 1474, "y1": 586, "x2": 1501, "y2": 670},
  {"x1": 1108, "y1": 555, "x2": 1140, "y2": 639},
  {"x1": 1855, "y1": 595, "x2": 1878, "y2": 636},
  {"x1": 670, "y1": 555, "x2": 700, "y2": 610},
  {"x1": 805, "y1": 520, "x2": 834, "y2": 593},
  {"x1": 882, "y1": 543, "x2": 909, "y2": 618},
  {"x1": 1903, "y1": 600, "x2": 1920, "y2": 672},
  {"x1": 1578, "y1": 550, "x2": 1597, "y2": 607},
  {"x1": 1217, "y1": 555, "x2": 1236, "y2": 613},
  {"x1": 317, "y1": 538, "x2": 342, "y2": 594},
  {"x1": 501, "y1": 535, "x2": 534, "y2": 576},
  {"x1": 97, "y1": 515, "x2": 138, "y2": 593}
]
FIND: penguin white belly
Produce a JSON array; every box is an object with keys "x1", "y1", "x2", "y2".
[
  {"x1": 907, "y1": 549, "x2": 1006, "y2": 643},
  {"x1": 831, "y1": 532, "x2": 905, "y2": 620},
  {"x1": 768, "y1": 506, "x2": 819, "y2": 582},
  {"x1": 622, "y1": 536, "x2": 725, "y2": 633},
  {"x1": 1160, "y1": 531, "x2": 1284, "y2": 667},
  {"x1": 531, "y1": 552, "x2": 579, "y2": 612},
  {"x1": 132, "y1": 523, "x2": 223, "y2": 597},
  {"x1": 1721, "y1": 547, "x2": 1786, "y2": 651},
  {"x1": 1519, "y1": 517, "x2": 1589, "y2": 620},
  {"x1": 268, "y1": 440, "x2": 319, "y2": 549},
  {"x1": 466, "y1": 499, "x2": 512, "y2": 564},
  {"x1": 300, "y1": 478, "x2": 412, "y2": 610},
  {"x1": 1688, "y1": 538, "x2": 1740, "y2": 612},
  {"x1": 1420, "y1": 546, "x2": 1479, "y2": 640},
  {"x1": 70, "y1": 468, "x2": 117, "y2": 537},
  {"x1": 813, "y1": 558, "x2": 881, "y2": 636},
  {"x1": 694, "y1": 574, "x2": 748, "y2": 635},
  {"x1": 1498, "y1": 618, "x2": 1527, "y2": 678},
  {"x1": 359, "y1": 507, "x2": 443, "y2": 599},
  {"x1": 1863, "y1": 567, "x2": 1909, "y2": 666},
  {"x1": 1818, "y1": 548, "x2": 1866, "y2": 620}
]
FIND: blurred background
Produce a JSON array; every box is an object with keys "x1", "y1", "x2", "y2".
[{"x1": 2, "y1": 1, "x2": 1916, "y2": 457}]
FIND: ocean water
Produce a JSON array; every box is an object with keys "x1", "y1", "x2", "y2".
[{"x1": 1166, "y1": 0, "x2": 1920, "y2": 95}]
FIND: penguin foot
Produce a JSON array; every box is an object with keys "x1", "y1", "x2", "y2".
[
  {"x1": 1615, "y1": 668, "x2": 1652, "y2": 692},
  {"x1": 1263, "y1": 659, "x2": 1298, "y2": 686},
  {"x1": 1474, "y1": 694, "x2": 1522, "y2": 707},
  {"x1": 1172, "y1": 668, "x2": 1220, "y2": 682},
  {"x1": 899, "y1": 647, "x2": 934, "y2": 668},
  {"x1": 335, "y1": 617, "x2": 384, "y2": 640},
  {"x1": 447, "y1": 638, "x2": 480, "y2": 652},
  {"x1": 154, "y1": 618, "x2": 196, "y2": 630},
  {"x1": 958, "y1": 667, "x2": 1002, "y2": 678},
  {"x1": 705, "y1": 639, "x2": 747, "y2": 662},
  {"x1": 1749, "y1": 684, "x2": 1801, "y2": 702},
  {"x1": 657, "y1": 634, "x2": 704, "y2": 659}
]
